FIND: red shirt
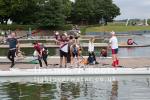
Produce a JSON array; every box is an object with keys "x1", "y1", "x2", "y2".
[{"x1": 34, "y1": 44, "x2": 41, "y2": 54}]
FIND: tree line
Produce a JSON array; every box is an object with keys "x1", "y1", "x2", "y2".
[{"x1": 0, "y1": 0, "x2": 120, "y2": 27}]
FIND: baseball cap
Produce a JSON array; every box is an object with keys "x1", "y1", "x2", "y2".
[{"x1": 111, "y1": 31, "x2": 115, "y2": 35}]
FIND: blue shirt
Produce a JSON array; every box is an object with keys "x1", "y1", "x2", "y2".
[{"x1": 7, "y1": 38, "x2": 18, "y2": 49}]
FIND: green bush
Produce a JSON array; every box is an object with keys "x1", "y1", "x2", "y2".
[
  {"x1": 56, "y1": 24, "x2": 72, "y2": 31},
  {"x1": 0, "y1": 24, "x2": 73, "y2": 31},
  {"x1": 0, "y1": 24, "x2": 38, "y2": 30}
]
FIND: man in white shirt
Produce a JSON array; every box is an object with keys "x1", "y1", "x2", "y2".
[{"x1": 109, "y1": 31, "x2": 119, "y2": 67}]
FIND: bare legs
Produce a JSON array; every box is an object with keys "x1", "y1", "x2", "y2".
[{"x1": 60, "y1": 57, "x2": 67, "y2": 68}]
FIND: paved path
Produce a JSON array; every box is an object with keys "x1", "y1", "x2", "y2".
[{"x1": 0, "y1": 57, "x2": 150, "y2": 71}]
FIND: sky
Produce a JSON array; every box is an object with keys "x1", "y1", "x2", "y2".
[{"x1": 113, "y1": 0, "x2": 150, "y2": 19}]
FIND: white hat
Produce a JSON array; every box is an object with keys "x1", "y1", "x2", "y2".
[
  {"x1": 64, "y1": 32, "x2": 68, "y2": 36},
  {"x1": 55, "y1": 31, "x2": 59, "y2": 35},
  {"x1": 111, "y1": 31, "x2": 115, "y2": 35}
]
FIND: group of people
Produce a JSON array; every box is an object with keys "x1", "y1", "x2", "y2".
[
  {"x1": 54, "y1": 31, "x2": 82, "y2": 67},
  {"x1": 6, "y1": 32, "x2": 49, "y2": 68},
  {"x1": 6, "y1": 30, "x2": 120, "y2": 68}
]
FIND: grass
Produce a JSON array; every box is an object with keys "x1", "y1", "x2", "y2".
[{"x1": 85, "y1": 23, "x2": 150, "y2": 33}]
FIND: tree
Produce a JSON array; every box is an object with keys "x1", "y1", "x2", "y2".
[
  {"x1": 71, "y1": 0, "x2": 95, "y2": 24},
  {"x1": 0, "y1": 0, "x2": 11, "y2": 24},
  {"x1": 35, "y1": 0, "x2": 66, "y2": 27},
  {"x1": 62, "y1": 0, "x2": 72, "y2": 20},
  {"x1": 10, "y1": 0, "x2": 38, "y2": 24},
  {"x1": 99, "y1": 0, "x2": 120, "y2": 25},
  {"x1": 0, "y1": 0, "x2": 120, "y2": 27},
  {"x1": 35, "y1": 0, "x2": 72, "y2": 28},
  {"x1": 71, "y1": 0, "x2": 120, "y2": 25}
]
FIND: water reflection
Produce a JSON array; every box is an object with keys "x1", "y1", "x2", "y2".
[
  {"x1": 60, "y1": 82, "x2": 80, "y2": 100},
  {"x1": 0, "y1": 82, "x2": 57, "y2": 100},
  {"x1": 0, "y1": 76, "x2": 150, "y2": 100},
  {"x1": 110, "y1": 81, "x2": 118, "y2": 100}
]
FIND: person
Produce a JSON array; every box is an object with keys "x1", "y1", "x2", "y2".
[
  {"x1": 56, "y1": 34, "x2": 69, "y2": 68},
  {"x1": 88, "y1": 37, "x2": 96, "y2": 64},
  {"x1": 127, "y1": 38, "x2": 137, "y2": 45},
  {"x1": 109, "y1": 31, "x2": 119, "y2": 67},
  {"x1": 15, "y1": 42, "x2": 25, "y2": 59},
  {"x1": 70, "y1": 43, "x2": 80, "y2": 65},
  {"x1": 100, "y1": 48, "x2": 107, "y2": 57},
  {"x1": 7, "y1": 32, "x2": 19, "y2": 68},
  {"x1": 54, "y1": 31, "x2": 60, "y2": 44},
  {"x1": 67, "y1": 35, "x2": 74, "y2": 63},
  {"x1": 0, "y1": 31, "x2": 7, "y2": 44},
  {"x1": 33, "y1": 41, "x2": 48, "y2": 67}
]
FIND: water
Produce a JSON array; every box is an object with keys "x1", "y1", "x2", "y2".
[
  {"x1": 117, "y1": 34, "x2": 150, "y2": 57},
  {"x1": 118, "y1": 34, "x2": 150, "y2": 45},
  {"x1": 0, "y1": 34, "x2": 150, "y2": 57},
  {"x1": 0, "y1": 75, "x2": 150, "y2": 100}
]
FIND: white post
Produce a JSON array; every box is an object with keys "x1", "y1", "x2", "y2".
[
  {"x1": 145, "y1": 19, "x2": 149, "y2": 26},
  {"x1": 126, "y1": 19, "x2": 129, "y2": 26}
]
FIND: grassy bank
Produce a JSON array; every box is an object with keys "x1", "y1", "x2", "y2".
[
  {"x1": 1, "y1": 23, "x2": 150, "y2": 35},
  {"x1": 85, "y1": 23, "x2": 150, "y2": 33}
]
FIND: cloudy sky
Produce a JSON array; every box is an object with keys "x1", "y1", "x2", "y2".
[{"x1": 113, "y1": 0, "x2": 150, "y2": 19}]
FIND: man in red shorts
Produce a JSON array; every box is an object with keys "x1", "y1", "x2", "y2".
[{"x1": 109, "y1": 31, "x2": 119, "y2": 67}]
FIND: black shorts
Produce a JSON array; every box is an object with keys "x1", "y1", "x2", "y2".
[
  {"x1": 72, "y1": 52, "x2": 78, "y2": 57},
  {"x1": 60, "y1": 50, "x2": 68, "y2": 57}
]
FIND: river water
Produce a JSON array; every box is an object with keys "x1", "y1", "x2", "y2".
[
  {"x1": 0, "y1": 75, "x2": 150, "y2": 100},
  {"x1": 117, "y1": 34, "x2": 150, "y2": 57}
]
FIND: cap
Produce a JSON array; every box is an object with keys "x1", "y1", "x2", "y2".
[{"x1": 111, "y1": 31, "x2": 115, "y2": 35}]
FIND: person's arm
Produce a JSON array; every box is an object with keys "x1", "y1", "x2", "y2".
[
  {"x1": 108, "y1": 39, "x2": 111, "y2": 49},
  {"x1": 6, "y1": 37, "x2": 10, "y2": 43},
  {"x1": 16, "y1": 39, "x2": 19, "y2": 47},
  {"x1": 55, "y1": 39, "x2": 60, "y2": 44}
]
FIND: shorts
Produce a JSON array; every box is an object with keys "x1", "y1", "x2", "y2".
[
  {"x1": 112, "y1": 48, "x2": 118, "y2": 54},
  {"x1": 60, "y1": 50, "x2": 68, "y2": 57},
  {"x1": 72, "y1": 52, "x2": 78, "y2": 57}
]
